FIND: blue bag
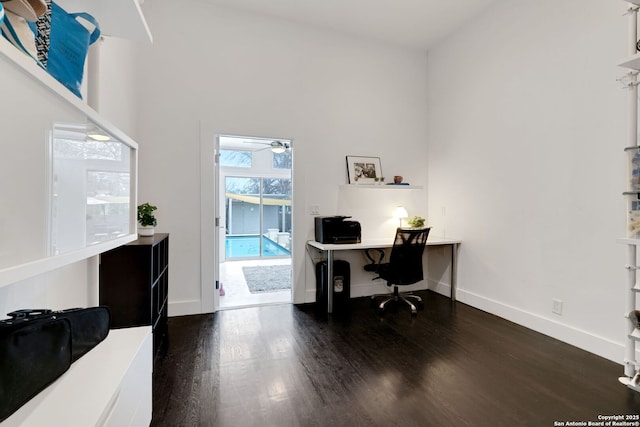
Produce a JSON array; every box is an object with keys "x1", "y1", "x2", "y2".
[{"x1": 30, "y1": 1, "x2": 101, "y2": 98}]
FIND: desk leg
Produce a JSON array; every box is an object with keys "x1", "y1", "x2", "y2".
[
  {"x1": 327, "y1": 249, "x2": 333, "y2": 313},
  {"x1": 450, "y1": 243, "x2": 458, "y2": 302}
]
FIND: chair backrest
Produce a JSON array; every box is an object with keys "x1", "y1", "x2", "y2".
[{"x1": 386, "y1": 227, "x2": 431, "y2": 286}]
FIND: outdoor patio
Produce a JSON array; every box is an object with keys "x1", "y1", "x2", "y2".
[{"x1": 218, "y1": 258, "x2": 291, "y2": 309}]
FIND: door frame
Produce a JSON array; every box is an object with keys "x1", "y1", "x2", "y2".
[
  {"x1": 199, "y1": 121, "x2": 217, "y2": 313},
  {"x1": 200, "y1": 127, "x2": 295, "y2": 313}
]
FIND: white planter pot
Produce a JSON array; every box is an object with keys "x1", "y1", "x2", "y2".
[{"x1": 138, "y1": 225, "x2": 155, "y2": 236}]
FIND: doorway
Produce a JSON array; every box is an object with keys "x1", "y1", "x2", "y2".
[{"x1": 216, "y1": 135, "x2": 292, "y2": 309}]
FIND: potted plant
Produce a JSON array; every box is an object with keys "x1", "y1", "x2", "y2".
[
  {"x1": 407, "y1": 215, "x2": 426, "y2": 228},
  {"x1": 137, "y1": 203, "x2": 158, "y2": 236}
]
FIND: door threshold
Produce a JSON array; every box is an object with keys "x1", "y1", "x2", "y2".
[{"x1": 217, "y1": 301, "x2": 292, "y2": 311}]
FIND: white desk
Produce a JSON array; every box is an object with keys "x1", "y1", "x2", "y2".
[{"x1": 307, "y1": 236, "x2": 461, "y2": 313}]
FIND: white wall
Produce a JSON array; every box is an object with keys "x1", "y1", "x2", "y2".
[
  {"x1": 427, "y1": 0, "x2": 628, "y2": 362},
  {"x1": 128, "y1": 0, "x2": 430, "y2": 313},
  {"x1": 92, "y1": 36, "x2": 139, "y2": 140}
]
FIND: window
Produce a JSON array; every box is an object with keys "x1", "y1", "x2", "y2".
[
  {"x1": 220, "y1": 149, "x2": 252, "y2": 168},
  {"x1": 51, "y1": 123, "x2": 132, "y2": 253},
  {"x1": 273, "y1": 150, "x2": 291, "y2": 169}
]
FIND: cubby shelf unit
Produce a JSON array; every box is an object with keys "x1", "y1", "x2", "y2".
[{"x1": 618, "y1": 0, "x2": 640, "y2": 393}]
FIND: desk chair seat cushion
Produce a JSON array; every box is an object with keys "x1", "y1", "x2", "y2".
[{"x1": 376, "y1": 261, "x2": 423, "y2": 286}]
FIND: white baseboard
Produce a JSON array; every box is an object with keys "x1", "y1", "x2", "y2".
[
  {"x1": 427, "y1": 279, "x2": 452, "y2": 298},
  {"x1": 455, "y1": 287, "x2": 625, "y2": 365},
  {"x1": 168, "y1": 299, "x2": 203, "y2": 317},
  {"x1": 234, "y1": 278, "x2": 630, "y2": 368}
]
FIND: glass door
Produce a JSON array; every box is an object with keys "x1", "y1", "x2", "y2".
[
  {"x1": 262, "y1": 178, "x2": 292, "y2": 256},
  {"x1": 225, "y1": 176, "x2": 261, "y2": 258},
  {"x1": 225, "y1": 177, "x2": 292, "y2": 259}
]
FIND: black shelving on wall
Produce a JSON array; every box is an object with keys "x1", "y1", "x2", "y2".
[{"x1": 99, "y1": 233, "x2": 169, "y2": 355}]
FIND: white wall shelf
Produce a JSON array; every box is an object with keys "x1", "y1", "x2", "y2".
[
  {"x1": 0, "y1": 36, "x2": 139, "y2": 146},
  {"x1": 0, "y1": 236, "x2": 137, "y2": 290},
  {"x1": 0, "y1": 4, "x2": 151, "y2": 424},
  {"x1": 339, "y1": 184, "x2": 424, "y2": 190},
  {"x1": 0, "y1": 35, "x2": 138, "y2": 288},
  {"x1": 618, "y1": 237, "x2": 640, "y2": 245}
]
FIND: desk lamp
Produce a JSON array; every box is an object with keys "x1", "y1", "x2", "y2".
[{"x1": 393, "y1": 206, "x2": 408, "y2": 227}]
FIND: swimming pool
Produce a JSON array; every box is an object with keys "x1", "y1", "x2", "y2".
[{"x1": 226, "y1": 235, "x2": 291, "y2": 258}]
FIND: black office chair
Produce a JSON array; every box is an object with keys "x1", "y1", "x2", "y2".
[{"x1": 370, "y1": 227, "x2": 431, "y2": 316}]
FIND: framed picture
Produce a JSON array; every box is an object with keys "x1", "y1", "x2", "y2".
[{"x1": 346, "y1": 156, "x2": 383, "y2": 184}]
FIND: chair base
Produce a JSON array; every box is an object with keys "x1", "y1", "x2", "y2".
[{"x1": 371, "y1": 286, "x2": 423, "y2": 316}]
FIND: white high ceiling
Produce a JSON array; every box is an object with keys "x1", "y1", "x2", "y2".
[{"x1": 204, "y1": 0, "x2": 499, "y2": 50}]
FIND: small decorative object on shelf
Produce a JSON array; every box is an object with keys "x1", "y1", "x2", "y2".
[
  {"x1": 394, "y1": 175, "x2": 403, "y2": 184},
  {"x1": 137, "y1": 202, "x2": 158, "y2": 236},
  {"x1": 630, "y1": 310, "x2": 640, "y2": 329},
  {"x1": 626, "y1": 146, "x2": 640, "y2": 190},
  {"x1": 624, "y1": 191, "x2": 640, "y2": 237},
  {"x1": 407, "y1": 216, "x2": 426, "y2": 228}
]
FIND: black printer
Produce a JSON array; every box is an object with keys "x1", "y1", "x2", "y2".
[{"x1": 314, "y1": 216, "x2": 361, "y2": 244}]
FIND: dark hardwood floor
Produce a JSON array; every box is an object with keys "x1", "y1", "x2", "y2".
[{"x1": 151, "y1": 291, "x2": 640, "y2": 427}]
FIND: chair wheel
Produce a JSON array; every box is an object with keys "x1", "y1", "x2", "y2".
[
  {"x1": 378, "y1": 307, "x2": 385, "y2": 316},
  {"x1": 411, "y1": 310, "x2": 418, "y2": 318}
]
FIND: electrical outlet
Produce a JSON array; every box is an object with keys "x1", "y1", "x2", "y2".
[
  {"x1": 310, "y1": 205, "x2": 320, "y2": 215},
  {"x1": 552, "y1": 299, "x2": 563, "y2": 315}
]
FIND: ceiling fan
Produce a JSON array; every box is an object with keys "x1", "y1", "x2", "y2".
[{"x1": 254, "y1": 140, "x2": 290, "y2": 153}]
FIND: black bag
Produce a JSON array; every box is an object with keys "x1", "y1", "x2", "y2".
[
  {"x1": 0, "y1": 313, "x2": 72, "y2": 422},
  {"x1": 6, "y1": 306, "x2": 111, "y2": 362},
  {"x1": 0, "y1": 307, "x2": 111, "y2": 422}
]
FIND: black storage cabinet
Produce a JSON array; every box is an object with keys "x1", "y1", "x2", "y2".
[
  {"x1": 315, "y1": 260, "x2": 351, "y2": 313},
  {"x1": 99, "y1": 234, "x2": 169, "y2": 355}
]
